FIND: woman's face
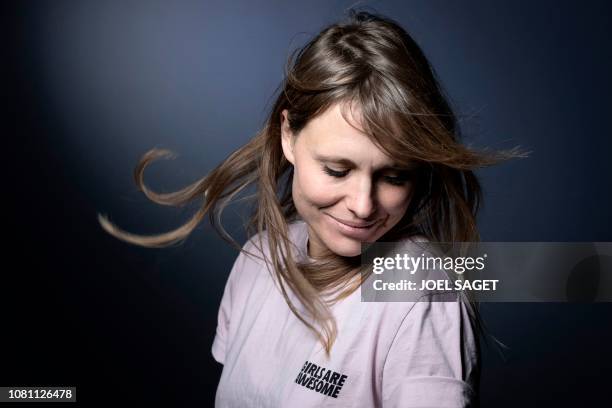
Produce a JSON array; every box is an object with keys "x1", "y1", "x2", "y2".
[{"x1": 280, "y1": 102, "x2": 414, "y2": 258}]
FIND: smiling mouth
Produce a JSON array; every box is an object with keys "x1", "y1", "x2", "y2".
[{"x1": 327, "y1": 214, "x2": 379, "y2": 229}]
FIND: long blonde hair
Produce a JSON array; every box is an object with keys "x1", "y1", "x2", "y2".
[{"x1": 98, "y1": 9, "x2": 523, "y2": 356}]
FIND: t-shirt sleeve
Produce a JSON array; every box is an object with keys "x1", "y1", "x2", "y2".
[
  {"x1": 211, "y1": 236, "x2": 259, "y2": 365},
  {"x1": 381, "y1": 294, "x2": 480, "y2": 408}
]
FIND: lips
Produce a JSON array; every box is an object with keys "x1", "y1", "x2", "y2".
[
  {"x1": 325, "y1": 213, "x2": 380, "y2": 240},
  {"x1": 328, "y1": 215, "x2": 378, "y2": 228}
]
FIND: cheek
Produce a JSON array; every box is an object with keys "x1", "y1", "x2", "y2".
[
  {"x1": 293, "y1": 164, "x2": 338, "y2": 207},
  {"x1": 378, "y1": 185, "x2": 413, "y2": 215}
]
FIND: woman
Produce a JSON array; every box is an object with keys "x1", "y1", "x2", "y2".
[{"x1": 98, "y1": 9, "x2": 518, "y2": 407}]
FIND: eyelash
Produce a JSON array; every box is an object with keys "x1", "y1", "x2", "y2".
[{"x1": 323, "y1": 166, "x2": 409, "y2": 186}]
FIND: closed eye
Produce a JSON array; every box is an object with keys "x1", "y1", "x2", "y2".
[
  {"x1": 323, "y1": 166, "x2": 349, "y2": 178},
  {"x1": 322, "y1": 166, "x2": 410, "y2": 186},
  {"x1": 383, "y1": 175, "x2": 409, "y2": 186}
]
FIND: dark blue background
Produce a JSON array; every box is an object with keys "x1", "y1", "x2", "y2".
[{"x1": 3, "y1": 0, "x2": 611, "y2": 406}]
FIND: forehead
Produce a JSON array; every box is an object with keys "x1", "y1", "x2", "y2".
[{"x1": 299, "y1": 102, "x2": 398, "y2": 168}]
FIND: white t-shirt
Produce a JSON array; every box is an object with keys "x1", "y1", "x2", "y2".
[{"x1": 212, "y1": 220, "x2": 480, "y2": 407}]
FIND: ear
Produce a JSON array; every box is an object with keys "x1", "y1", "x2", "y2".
[{"x1": 280, "y1": 109, "x2": 296, "y2": 165}]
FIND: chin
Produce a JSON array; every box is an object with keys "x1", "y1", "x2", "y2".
[{"x1": 327, "y1": 241, "x2": 362, "y2": 257}]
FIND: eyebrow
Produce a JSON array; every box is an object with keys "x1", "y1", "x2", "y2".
[{"x1": 314, "y1": 154, "x2": 415, "y2": 171}]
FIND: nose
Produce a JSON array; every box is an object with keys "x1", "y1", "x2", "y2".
[{"x1": 346, "y1": 176, "x2": 377, "y2": 219}]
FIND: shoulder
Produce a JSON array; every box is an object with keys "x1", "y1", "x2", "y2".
[
  {"x1": 237, "y1": 220, "x2": 307, "y2": 268},
  {"x1": 380, "y1": 292, "x2": 480, "y2": 406},
  {"x1": 244, "y1": 220, "x2": 307, "y2": 256}
]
